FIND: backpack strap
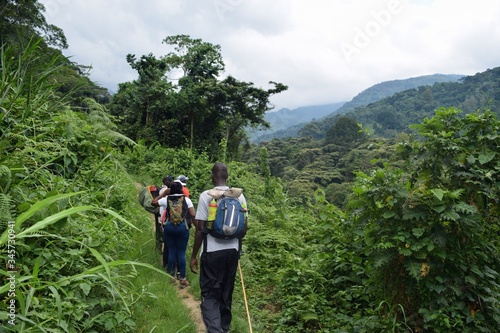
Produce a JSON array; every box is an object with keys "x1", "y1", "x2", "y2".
[
  {"x1": 207, "y1": 187, "x2": 243, "y2": 199},
  {"x1": 201, "y1": 190, "x2": 218, "y2": 254},
  {"x1": 182, "y1": 197, "x2": 191, "y2": 227}
]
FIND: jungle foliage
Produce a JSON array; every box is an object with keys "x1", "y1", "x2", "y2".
[
  {"x1": 1, "y1": 2, "x2": 499, "y2": 332},
  {"x1": 0, "y1": 39, "x2": 154, "y2": 331},
  {"x1": 108, "y1": 34, "x2": 287, "y2": 161}
]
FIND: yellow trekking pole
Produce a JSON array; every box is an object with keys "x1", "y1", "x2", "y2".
[{"x1": 238, "y1": 261, "x2": 253, "y2": 333}]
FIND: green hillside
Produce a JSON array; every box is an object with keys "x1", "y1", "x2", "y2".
[
  {"x1": 337, "y1": 73, "x2": 464, "y2": 114},
  {"x1": 250, "y1": 102, "x2": 345, "y2": 143},
  {"x1": 294, "y1": 68, "x2": 499, "y2": 140},
  {"x1": 345, "y1": 68, "x2": 500, "y2": 136},
  {"x1": 260, "y1": 73, "x2": 464, "y2": 142},
  {"x1": 1, "y1": 2, "x2": 499, "y2": 333}
]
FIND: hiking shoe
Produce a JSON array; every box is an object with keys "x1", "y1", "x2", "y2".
[{"x1": 179, "y1": 279, "x2": 189, "y2": 289}]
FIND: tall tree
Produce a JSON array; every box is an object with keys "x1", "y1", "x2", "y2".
[
  {"x1": 109, "y1": 53, "x2": 174, "y2": 145},
  {"x1": 112, "y1": 34, "x2": 287, "y2": 160},
  {"x1": 162, "y1": 35, "x2": 224, "y2": 152},
  {"x1": 0, "y1": 0, "x2": 67, "y2": 49},
  {"x1": 212, "y1": 76, "x2": 287, "y2": 159},
  {"x1": 1, "y1": 0, "x2": 111, "y2": 108},
  {"x1": 324, "y1": 115, "x2": 367, "y2": 146}
]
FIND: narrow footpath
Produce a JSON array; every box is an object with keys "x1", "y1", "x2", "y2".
[{"x1": 149, "y1": 214, "x2": 205, "y2": 333}]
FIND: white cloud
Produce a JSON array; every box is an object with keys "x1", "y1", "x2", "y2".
[{"x1": 40, "y1": 0, "x2": 500, "y2": 108}]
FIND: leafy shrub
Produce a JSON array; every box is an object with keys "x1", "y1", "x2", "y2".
[{"x1": 347, "y1": 108, "x2": 500, "y2": 332}]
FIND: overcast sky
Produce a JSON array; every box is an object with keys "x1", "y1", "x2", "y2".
[{"x1": 39, "y1": 0, "x2": 500, "y2": 110}]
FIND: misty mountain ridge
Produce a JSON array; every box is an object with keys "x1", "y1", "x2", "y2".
[
  {"x1": 335, "y1": 73, "x2": 464, "y2": 114},
  {"x1": 250, "y1": 73, "x2": 464, "y2": 143},
  {"x1": 248, "y1": 102, "x2": 345, "y2": 143}
]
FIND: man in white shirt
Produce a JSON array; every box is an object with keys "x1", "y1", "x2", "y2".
[{"x1": 190, "y1": 162, "x2": 247, "y2": 333}]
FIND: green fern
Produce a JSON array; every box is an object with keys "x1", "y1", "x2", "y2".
[
  {"x1": 0, "y1": 193, "x2": 12, "y2": 232},
  {"x1": 0, "y1": 165, "x2": 11, "y2": 193}
]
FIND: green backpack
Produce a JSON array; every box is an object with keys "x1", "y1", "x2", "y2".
[
  {"x1": 166, "y1": 195, "x2": 188, "y2": 225},
  {"x1": 138, "y1": 185, "x2": 159, "y2": 214}
]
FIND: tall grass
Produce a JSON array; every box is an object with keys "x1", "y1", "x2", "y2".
[{"x1": 0, "y1": 39, "x2": 209, "y2": 332}]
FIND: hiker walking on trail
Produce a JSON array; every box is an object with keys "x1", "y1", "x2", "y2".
[
  {"x1": 155, "y1": 175, "x2": 173, "y2": 255},
  {"x1": 159, "y1": 175, "x2": 173, "y2": 196},
  {"x1": 153, "y1": 181, "x2": 195, "y2": 288},
  {"x1": 190, "y1": 162, "x2": 248, "y2": 333}
]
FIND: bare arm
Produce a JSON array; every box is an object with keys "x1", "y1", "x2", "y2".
[
  {"x1": 187, "y1": 207, "x2": 196, "y2": 228},
  {"x1": 151, "y1": 188, "x2": 170, "y2": 206},
  {"x1": 190, "y1": 219, "x2": 206, "y2": 274}
]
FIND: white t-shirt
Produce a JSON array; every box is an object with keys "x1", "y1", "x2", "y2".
[
  {"x1": 158, "y1": 195, "x2": 193, "y2": 224},
  {"x1": 195, "y1": 186, "x2": 247, "y2": 253},
  {"x1": 158, "y1": 186, "x2": 169, "y2": 217}
]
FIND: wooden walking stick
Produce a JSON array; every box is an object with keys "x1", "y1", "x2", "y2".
[{"x1": 238, "y1": 260, "x2": 253, "y2": 333}]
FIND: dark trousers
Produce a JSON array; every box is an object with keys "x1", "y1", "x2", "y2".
[{"x1": 199, "y1": 249, "x2": 239, "y2": 333}]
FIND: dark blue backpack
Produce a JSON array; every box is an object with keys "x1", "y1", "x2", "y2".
[{"x1": 209, "y1": 196, "x2": 246, "y2": 240}]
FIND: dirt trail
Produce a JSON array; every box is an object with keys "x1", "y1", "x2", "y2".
[
  {"x1": 151, "y1": 218, "x2": 205, "y2": 333},
  {"x1": 137, "y1": 183, "x2": 205, "y2": 332},
  {"x1": 176, "y1": 283, "x2": 205, "y2": 333}
]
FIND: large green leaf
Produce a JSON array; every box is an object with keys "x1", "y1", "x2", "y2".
[
  {"x1": 14, "y1": 192, "x2": 85, "y2": 227},
  {"x1": 430, "y1": 188, "x2": 444, "y2": 201},
  {"x1": 0, "y1": 192, "x2": 85, "y2": 245},
  {"x1": 478, "y1": 152, "x2": 495, "y2": 165},
  {"x1": 14, "y1": 206, "x2": 96, "y2": 239}
]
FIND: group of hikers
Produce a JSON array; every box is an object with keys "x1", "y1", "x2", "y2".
[
  {"x1": 145, "y1": 162, "x2": 248, "y2": 333},
  {"x1": 152, "y1": 174, "x2": 194, "y2": 287}
]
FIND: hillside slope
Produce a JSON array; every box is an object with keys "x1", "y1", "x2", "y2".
[
  {"x1": 336, "y1": 73, "x2": 463, "y2": 114},
  {"x1": 250, "y1": 102, "x2": 345, "y2": 143},
  {"x1": 263, "y1": 73, "x2": 465, "y2": 142},
  {"x1": 346, "y1": 67, "x2": 500, "y2": 136}
]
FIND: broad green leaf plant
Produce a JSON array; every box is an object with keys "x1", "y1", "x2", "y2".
[{"x1": 348, "y1": 108, "x2": 500, "y2": 332}]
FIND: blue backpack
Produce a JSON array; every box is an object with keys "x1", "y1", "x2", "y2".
[{"x1": 209, "y1": 196, "x2": 246, "y2": 239}]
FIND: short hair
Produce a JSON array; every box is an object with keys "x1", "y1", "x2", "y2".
[
  {"x1": 163, "y1": 175, "x2": 174, "y2": 185},
  {"x1": 212, "y1": 162, "x2": 228, "y2": 180}
]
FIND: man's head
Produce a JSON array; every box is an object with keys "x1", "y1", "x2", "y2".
[
  {"x1": 211, "y1": 162, "x2": 228, "y2": 186},
  {"x1": 163, "y1": 175, "x2": 174, "y2": 186}
]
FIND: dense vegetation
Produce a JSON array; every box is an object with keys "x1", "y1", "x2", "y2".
[
  {"x1": 1, "y1": 1, "x2": 499, "y2": 332},
  {"x1": 108, "y1": 34, "x2": 287, "y2": 161}
]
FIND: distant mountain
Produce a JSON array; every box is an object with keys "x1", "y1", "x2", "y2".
[
  {"x1": 249, "y1": 102, "x2": 345, "y2": 143},
  {"x1": 335, "y1": 74, "x2": 464, "y2": 115},
  {"x1": 343, "y1": 67, "x2": 500, "y2": 136},
  {"x1": 252, "y1": 73, "x2": 465, "y2": 143},
  {"x1": 267, "y1": 103, "x2": 345, "y2": 129}
]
